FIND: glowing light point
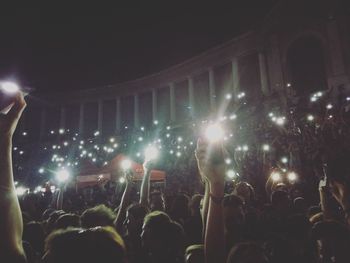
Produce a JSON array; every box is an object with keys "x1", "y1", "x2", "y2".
[
  {"x1": 242, "y1": 145, "x2": 249, "y2": 152},
  {"x1": 326, "y1": 104, "x2": 333, "y2": 109},
  {"x1": 205, "y1": 124, "x2": 224, "y2": 143},
  {"x1": 59, "y1": 129, "x2": 65, "y2": 134},
  {"x1": 145, "y1": 145, "x2": 159, "y2": 161},
  {"x1": 22, "y1": 132, "x2": 27, "y2": 136},
  {"x1": 271, "y1": 172, "x2": 281, "y2": 182},
  {"x1": 227, "y1": 170, "x2": 236, "y2": 179},
  {"x1": 276, "y1": 117, "x2": 286, "y2": 126},
  {"x1": 16, "y1": 186, "x2": 27, "y2": 196},
  {"x1": 225, "y1": 93, "x2": 232, "y2": 100},
  {"x1": 281, "y1": 157, "x2": 288, "y2": 164},
  {"x1": 119, "y1": 177, "x2": 126, "y2": 184},
  {"x1": 262, "y1": 144, "x2": 270, "y2": 151},
  {"x1": 307, "y1": 115, "x2": 314, "y2": 121},
  {"x1": 121, "y1": 159, "x2": 132, "y2": 170},
  {"x1": 287, "y1": 172, "x2": 297, "y2": 181},
  {"x1": 0, "y1": 82, "x2": 19, "y2": 93},
  {"x1": 225, "y1": 158, "x2": 232, "y2": 164},
  {"x1": 177, "y1": 137, "x2": 183, "y2": 142},
  {"x1": 38, "y1": 168, "x2": 44, "y2": 174},
  {"x1": 56, "y1": 169, "x2": 70, "y2": 182},
  {"x1": 154, "y1": 120, "x2": 159, "y2": 125}
]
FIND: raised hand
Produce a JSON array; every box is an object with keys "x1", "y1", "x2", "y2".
[
  {"x1": 0, "y1": 92, "x2": 26, "y2": 139},
  {"x1": 195, "y1": 138, "x2": 227, "y2": 185}
]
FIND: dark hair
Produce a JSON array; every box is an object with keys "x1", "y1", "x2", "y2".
[
  {"x1": 55, "y1": 213, "x2": 81, "y2": 230},
  {"x1": 227, "y1": 242, "x2": 269, "y2": 263},
  {"x1": 81, "y1": 204, "x2": 116, "y2": 228},
  {"x1": 223, "y1": 194, "x2": 244, "y2": 208},
  {"x1": 44, "y1": 226, "x2": 126, "y2": 263},
  {"x1": 127, "y1": 203, "x2": 149, "y2": 221}
]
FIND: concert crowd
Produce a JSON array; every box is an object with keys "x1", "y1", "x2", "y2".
[{"x1": 1, "y1": 87, "x2": 350, "y2": 263}]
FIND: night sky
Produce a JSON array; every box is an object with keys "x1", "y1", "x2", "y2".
[{"x1": 0, "y1": 1, "x2": 279, "y2": 92}]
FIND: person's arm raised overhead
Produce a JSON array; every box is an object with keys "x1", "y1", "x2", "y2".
[
  {"x1": 195, "y1": 138, "x2": 227, "y2": 263},
  {"x1": 139, "y1": 159, "x2": 154, "y2": 207},
  {"x1": 0, "y1": 93, "x2": 27, "y2": 261},
  {"x1": 115, "y1": 170, "x2": 133, "y2": 232}
]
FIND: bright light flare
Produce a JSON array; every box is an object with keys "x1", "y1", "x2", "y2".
[
  {"x1": 262, "y1": 144, "x2": 270, "y2": 152},
  {"x1": 271, "y1": 172, "x2": 281, "y2": 182},
  {"x1": 307, "y1": 115, "x2": 314, "y2": 121},
  {"x1": 227, "y1": 169, "x2": 237, "y2": 179},
  {"x1": 145, "y1": 145, "x2": 159, "y2": 161},
  {"x1": 16, "y1": 186, "x2": 27, "y2": 196},
  {"x1": 121, "y1": 159, "x2": 132, "y2": 170},
  {"x1": 56, "y1": 169, "x2": 70, "y2": 182},
  {"x1": 281, "y1": 157, "x2": 288, "y2": 164},
  {"x1": 119, "y1": 177, "x2": 126, "y2": 184},
  {"x1": 287, "y1": 172, "x2": 297, "y2": 181},
  {"x1": 205, "y1": 124, "x2": 224, "y2": 143},
  {"x1": 0, "y1": 82, "x2": 19, "y2": 93}
]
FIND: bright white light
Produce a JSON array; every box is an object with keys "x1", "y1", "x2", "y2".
[
  {"x1": 227, "y1": 169, "x2": 236, "y2": 179},
  {"x1": 242, "y1": 145, "x2": 249, "y2": 152},
  {"x1": 346, "y1": 97, "x2": 350, "y2": 101},
  {"x1": 326, "y1": 104, "x2": 333, "y2": 109},
  {"x1": 140, "y1": 126, "x2": 145, "y2": 131},
  {"x1": 177, "y1": 137, "x2": 183, "y2": 142},
  {"x1": 262, "y1": 144, "x2": 270, "y2": 151},
  {"x1": 0, "y1": 82, "x2": 19, "y2": 93},
  {"x1": 287, "y1": 172, "x2": 297, "y2": 181},
  {"x1": 205, "y1": 124, "x2": 224, "y2": 143},
  {"x1": 286, "y1": 83, "x2": 291, "y2": 87},
  {"x1": 119, "y1": 177, "x2": 126, "y2": 184},
  {"x1": 176, "y1": 152, "x2": 181, "y2": 157},
  {"x1": 225, "y1": 93, "x2": 232, "y2": 100},
  {"x1": 22, "y1": 132, "x2": 27, "y2": 136},
  {"x1": 271, "y1": 172, "x2": 281, "y2": 181},
  {"x1": 281, "y1": 157, "x2": 288, "y2": 164},
  {"x1": 225, "y1": 158, "x2": 232, "y2": 164},
  {"x1": 316, "y1": 91, "x2": 323, "y2": 97},
  {"x1": 59, "y1": 129, "x2": 65, "y2": 134},
  {"x1": 154, "y1": 120, "x2": 159, "y2": 125},
  {"x1": 229, "y1": 114, "x2": 237, "y2": 120},
  {"x1": 16, "y1": 186, "x2": 27, "y2": 196},
  {"x1": 145, "y1": 145, "x2": 159, "y2": 161},
  {"x1": 307, "y1": 115, "x2": 314, "y2": 121},
  {"x1": 121, "y1": 159, "x2": 132, "y2": 170},
  {"x1": 56, "y1": 169, "x2": 70, "y2": 182},
  {"x1": 268, "y1": 112, "x2": 274, "y2": 117},
  {"x1": 110, "y1": 138, "x2": 115, "y2": 143},
  {"x1": 63, "y1": 141, "x2": 68, "y2": 146},
  {"x1": 138, "y1": 137, "x2": 143, "y2": 142},
  {"x1": 310, "y1": 97, "x2": 317, "y2": 102},
  {"x1": 276, "y1": 117, "x2": 286, "y2": 126},
  {"x1": 38, "y1": 168, "x2": 44, "y2": 174}
]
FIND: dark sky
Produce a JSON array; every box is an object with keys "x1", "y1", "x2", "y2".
[{"x1": 0, "y1": 1, "x2": 279, "y2": 92}]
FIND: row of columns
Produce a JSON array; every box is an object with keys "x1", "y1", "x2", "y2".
[{"x1": 53, "y1": 52, "x2": 269, "y2": 136}]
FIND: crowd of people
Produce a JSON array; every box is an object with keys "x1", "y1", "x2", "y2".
[{"x1": 1, "y1": 89, "x2": 350, "y2": 263}]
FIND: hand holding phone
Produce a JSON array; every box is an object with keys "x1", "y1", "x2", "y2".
[{"x1": 0, "y1": 82, "x2": 20, "y2": 114}]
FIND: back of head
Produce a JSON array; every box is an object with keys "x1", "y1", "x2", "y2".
[
  {"x1": 55, "y1": 213, "x2": 81, "y2": 230},
  {"x1": 227, "y1": 242, "x2": 269, "y2": 263},
  {"x1": 142, "y1": 211, "x2": 185, "y2": 261},
  {"x1": 271, "y1": 190, "x2": 290, "y2": 209},
  {"x1": 23, "y1": 221, "x2": 45, "y2": 255},
  {"x1": 81, "y1": 204, "x2": 116, "y2": 228},
  {"x1": 43, "y1": 226, "x2": 126, "y2": 263}
]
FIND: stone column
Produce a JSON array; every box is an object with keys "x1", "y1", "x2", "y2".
[
  {"x1": 98, "y1": 99, "x2": 103, "y2": 133},
  {"x1": 232, "y1": 58, "x2": 239, "y2": 96},
  {"x1": 79, "y1": 102, "x2": 85, "y2": 134},
  {"x1": 258, "y1": 52, "x2": 269, "y2": 96},
  {"x1": 152, "y1": 89, "x2": 157, "y2": 122},
  {"x1": 209, "y1": 68, "x2": 216, "y2": 111},
  {"x1": 327, "y1": 20, "x2": 345, "y2": 76},
  {"x1": 169, "y1": 82, "x2": 176, "y2": 122},
  {"x1": 116, "y1": 97, "x2": 121, "y2": 132},
  {"x1": 59, "y1": 105, "x2": 66, "y2": 129},
  {"x1": 134, "y1": 94, "x2": 139, "y2": 127},
  {"x1": 188, "y1": 76, "x2": 195, "y2": 116}
]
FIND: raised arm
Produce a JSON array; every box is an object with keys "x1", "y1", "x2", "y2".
[
  {"x1": 139, "y1": 160, "x2": 153, "y2": 207},
  {"x1": 0, "y1": 93, "x2": 27, "y2": 261},
  {"x1": 201, "y1": 177, "x2": 210, "y2": 240},
  {"x1": 195, "y1": 139, "x2": 226, "y2": 263},
  {"x1": 115, "y1": 171, "x2": 133, "y2": 232}
]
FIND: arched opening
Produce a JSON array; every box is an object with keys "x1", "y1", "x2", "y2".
[{"x1": 287, "y1": 36, "x2": 328, "y2": 96}]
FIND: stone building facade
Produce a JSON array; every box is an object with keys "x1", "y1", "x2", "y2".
[{"x1": 20, "y1": 0, "x2": 350, "y2": 141}]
